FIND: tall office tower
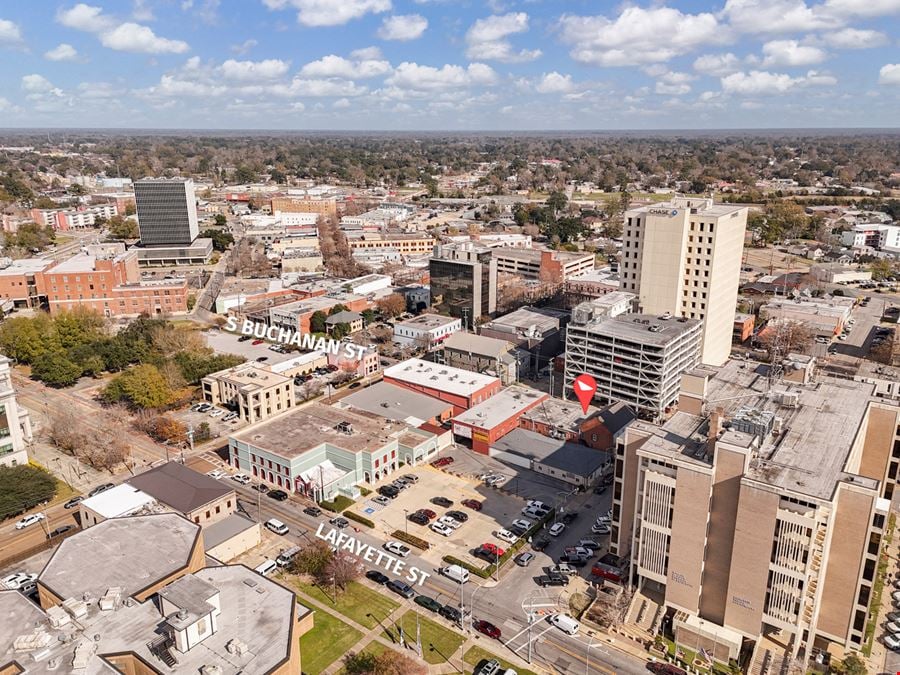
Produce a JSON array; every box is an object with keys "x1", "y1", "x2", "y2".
[
  {"x1": 134, "y1": 177, "x2": 200, "y2": 246},
  {"x1": 0, "y1": 355, "x2": 33, "y2": 467},
  {"x1": 621, "y1": 197, "x2": 748, "y2": 366},
  {"x1": 429, "y1": 242, "x2": 497, "y2": 326}
]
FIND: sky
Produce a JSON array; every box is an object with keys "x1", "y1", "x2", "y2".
[{"x1": 0, "y1": 0, "x2": 898, "y2": 130}]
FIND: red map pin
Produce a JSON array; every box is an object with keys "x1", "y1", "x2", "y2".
[{"x1": 573, "y1": 373, "x2": 597, "y2": 413}]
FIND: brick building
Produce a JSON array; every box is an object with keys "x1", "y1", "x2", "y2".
[{"x1": 382, "y1": 358, "x2": 500, "y2": 415}]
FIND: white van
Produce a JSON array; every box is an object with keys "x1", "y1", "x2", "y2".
[
  {"x1": 265, "y1": 518, "x2": 289, "y2": 535},
  {"x1": 276, "y1": 546, "x2": 301, "y2": 567},
  {"x1": 549, "y1": 613, "x2": 580, "y2": 635},
  {"x1": 254, "y1": 559, "x2": 277, "y2": 577},
  {"x1": 440, "y1": 564, "x2": 470, "y2": 584}
]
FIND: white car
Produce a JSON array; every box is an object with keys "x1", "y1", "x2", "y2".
[
  {"x1": 549, "y1": 522, "x2": 566, "y2": 537},
  {"x1": 206, "y1": 470, "x2": 226, "y2": 480},
  {"x1": 430, "y1": 522, "x2": 454, "y2": 537},
  {"x1": 231, "y1": 473, "x2": 251, "y2": 485},
  {"x1": 2, "y1": 572, "x2": 37, "y2": 590},
  {"x1": 888, "y1": 621, "x2": 900, "y2": 634},
  {"x1": 550, "y1": 563, "x2": 576, "y2": 576},
  {"x1": 265, "y1": 518, "x2": 289, "y2": 536},
  {"x1": 222, "y1": 412, "x2": 239, "y2": 422},
  {"x1": 384, "y1": 541, "x2": 411, "y2": 558},
  {"x1": 15, "y1": 513, "x2": 45, "y2": 530},
  {"x1": 496, "y1": 528, "x2": 517, "y2": 544},
  {"x1": 511, "y1": 518, "x2": 533, "y2": 532},
  {"x1": 526, "y1": 500, "x2": 548, "y2": 510},
  {"x1": 592, "y1": 523, "x2": 612, "y2": 535},
  {"x1": 838, "y1": 334, "x2": 848, "y2": 341},
  {"x1": 437, "y1": 516, "x2": 462, "y2": 530},
  {"x1": 892, "y1": 589, "x2": 900, "y2": 604},
  {"x1": 885, "y1": 633, "x2": 900, "y2": 651},
  {"x1": 815, "y1": 337, "x2": 828, "y2": 344},
  {"x1": 485, "y1": 475, "x2": 507, "y2": 486},
  {"x1": 209, "y1": 408, "x2": 225, "y2": 417}
]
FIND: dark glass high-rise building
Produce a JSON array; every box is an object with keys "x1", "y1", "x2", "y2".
[
  {"x1": 429, "y1": 242, "x2": 497, "y2": 326},
  {"x1": 134, "y1": 177, "x2": 200, "y2": 246}
]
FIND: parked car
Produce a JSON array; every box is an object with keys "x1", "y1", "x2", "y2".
[
  {"x1": 531, "y1": 537, "x2": 551, "y2": 552},
  {"x1": 446, "y1": 510, "x2": 469, "y2": 523},
  {"x1": 884, "y1": 634, "x2": 900, "y2": 652},
  {"x1": 89, "y1": 482, "x2": 115, "y2": 496},
  {"x1": 550, "y1": 563, "x2": 576, "y2": 576},
  {"x1": 378, "y1": 485, "x2": 400, "y2": 499},
  {"x1": 222, "y1": 412, "x2": 239, "y2": 422},
  {"x1": 238, "y1": 335, "x2": 252, "y2": 342},
  {"x1": 485, "y1": 475, "x2": 507, "y2": 486},
  {"x1": 565, "y1": 545, "x2": 594, "y2": 558},
  {"x1": 47, "y1": 525, "x2": 75, "y2": 538},
  {"x1": 414, "y1": 595, "x2": 443, "y2": 613},
  {"x1": 231, "y1": 473, "x2": 251, "y2": 485},
  {"x1": 366, "y1": 570, "x2": 390, "y2": 585},
  {"x1": 549, "y1": 523, "x2": 566, "y2": 537},
  {"x1": 496, "y1": 528, "x2": 517, "y2": 544},
  {"x1": 303, "y1": 506, "x2": 322, "y2": 517},
  {"x1": 430, "y1": 522, "x2": 454, "y2": 537},
  {"x1": 431, "y1": 496, "x2": 453, "y2": 508},
  {"x1": 537, "y1": 574, "x2": 568, "y2": 588},
  {"x1": 254, "y1": 483, "x2": 270, "y2": 493},
  {"x1": 592, "y1": 523, "x2": 612, "y2": 535},
  {"x1": 558, "y1": 554, "x2": 589, "y2": 567},
  {"x1": 437, "y1": 515, "x2": 462, "y2": 530},
  {"x1": 329, "y1": 517, "x2": 349, "y2": 529},
  {"x1": 578, "y1": 538, "x2": 602, "y2": 550},
  {"x1": 2, "y1": 572, "x2": 37, "y2": 590},
  {"x1": 391, "y1": 479, "x2": 410, "y2": 491},
  {"x1": 511, "y1": 518, "x2": 533, "y2": 532},
  {"x1": 462, "y1": 499, "x2": 483, "y2": 511},
  {"x1": 265, "y1": 519, "x2": 289, "y2": 535},
  {"x1": 473, "y1": 620, "x2": 501, "y2": 639},
  {"x1": 267, "y1": 489, "x2": 289, "y2": 501},
  {"x1": 372, "y1": 495, "x2": 391, "y2": 506},
  {"x1": 475, "y1": 543, "x2": 505, "y2": 561},
  {"x1": 209, "y1": 408, "x2": 225, "y2": 417},
  {"x1": 387, "y1": 579, "x2": 415, "y2": 598},
  {"x1": 408, "y1": 512, "x2": 429, "y2": 526},
  {"x1": 252, "y1": 339, "x2": 264, "y2": 345},
  {"x1": 15, "y1": 513, "x2": 45, "y2": 530},
  {"x1": 440, "y1": 605, "x2": 462, "y2": 624},
  {"x1": 206, "y1": 470, "x2": 226, "y2": 480},
  {"x1": 400, "y1": 474, "x2": 419, "y2": 484},
  {"x1": 384, "y1": 541, "x2": 411, "y2": 558},
  {"x1": 63, "y1": 496, "x2": 83, "y2": 509},
  {"x1": 514, "y1": 552, "x2": 535, "y2": 567}
]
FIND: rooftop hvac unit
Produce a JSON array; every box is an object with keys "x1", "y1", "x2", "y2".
[
  {"x1": 730, "y1": 406, "x2": 776, "y2": 439},
  {"x1": 335, "y1": 421, "x2": 353, "y2": 434}
]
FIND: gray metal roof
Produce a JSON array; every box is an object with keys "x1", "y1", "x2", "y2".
[
  {"x1": 493, "y1": 428, "x2": 610, "y2": 478},
  {"x1": 336, "y1": 381, "x2": 452, "y2": 424},
  {"x1": 128, "y1": 461, "x2": 234, "y2": 515}
]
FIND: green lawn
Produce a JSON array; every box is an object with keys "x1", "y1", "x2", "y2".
[
  {"x1": 292, "y1": 579, "x2": 399, "y2": 629},
  {"x1": 381, "y1": 610, "x2": 466, "y2": 665},
  {"x1": 334, "y1": 641, "x2": 394, "y2": 675},
  {"x1": 299, "y1": 610, "x2": 363, "y2": 675},
  {"x1": 464, "y1": 645, "x2": 538, "y2": 675}
]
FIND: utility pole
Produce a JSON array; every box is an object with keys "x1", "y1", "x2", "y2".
[{"x1": 527, "y1": 611, "x2": 534, "y2": 665}]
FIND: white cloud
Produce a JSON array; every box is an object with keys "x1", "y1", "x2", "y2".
[
  {"x1": 230, "y1": 39, "x2": 257, "y2": 55},
  {"x1": 693, "y1": 53, "x2": 741, "y2": 75},
  {"x1": 823, "y1": 0, "x2": 900, "y2": 19},
  {"x1": 378, "y1": 14, "x2": 427, "y2": 41},
  {"x1": 300, "y1": 54, "x2": 391, "y2": 79},
  {"x1": 45, "y1": 43, "x2": 79, "y2": 61},
  {"x1": 721, "y1": 69, "x2": 836, "y2": 95},
  {"x1": 465, "y1": 12, "x2": 541, "y2": 63},
  {"x1": 57, "y1": 4, "x2": 189, "y2": 54},
  {"x1": 535, "y1": 72, "x2": 574, "y2": 94},
  {"x1": 77, "y1": 81, "x2": 118, "y2": 99},
  {"x1": 654, "y1": 71, "x2": 696, "y2": 95},
  {"x1": 0, "y1": 18, "x2": 23, "y2": 45},
  {"x1": 386, "y1": 62, "x2": 497, "y2": 91},
  {"x1": 761, "y1": 39, "x2": 827, "y2": 66},
  {"x1": 559, "y1": 7, "x2": 725, "y2": 67},
  {"x1": 350, "y1": 46, "x2": 382, "y2": 60},
  {"x1": 722, "y1": 0, "x2": 838, "y2": 34},
  {"x1": 333, "y1": 98, "x2": 351, "y2": 108},
  {"x1": 220, "y1": 59, "x2": 290, "y2": 81},
  {"x1": 822, "y1": 28, "x2": 889, "y2": 48},
  {"x1": 22, "y1": 74, "x2": 64, "y2": 97},
  {"x1": 263, "y1": 0, "x2": 391, "y2": 27},
  {"x1": 132, "y1": 0, "x2": 154, "y2": 21},
  {"x1": 879, "y1": 63, "x2": 900, "y2": 85}
]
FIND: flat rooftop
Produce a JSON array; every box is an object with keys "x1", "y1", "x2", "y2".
[
  {"x1": 337, "y1": 381, "x2": 452, "y2": 425},
  {"x1": 209, "y1": 363, "x2": 292, "y2": 391},
  {"x1": 384, "y1": 358, "x2": 500, "y2": 397},
  {"x1": 454, "y1": 385, "x2": 548, "y2": 430},
  {"x1": 232, "y1": 402, "x2": 408, "y2": 458},
  {"x1": 637, "y1": 359, "x2": 877, "y2": 500},
  {"x1": 576, "y1": 313, "x2": 701, "y2": 347},
  {"x1": 483, "y1": 306, "x2": 567, "y2": 333},
  {"x1": 47, "y1": 252, "x2": 108, "y2": 274},
  {"x1": 492, "y1": 428, "x2": 610, "y2": 477},
  {"x1": 203, "y1": 512, "x2": 259, "y2": 552},
  {"x1": 395, "y1": 313, "x2": 460, "y2": 330},
  {"x1": 443, "y1": 331, "x2": 511, "y2": 358},
  {"x1": 0, "y1": 258, "x2": 55, "y2": 276},
  {"x1": 628, "y1": 198, "x2": 746, "y2": 218},
  {"x1": 520, "y1": 396, "x2": 600, "y2": 431},
  {"x1": 80, "y1": 483, "x2": 156, "y2": 519},
  {"x1": 39, "y1": 514, "x2": 200, "y2": 602}
]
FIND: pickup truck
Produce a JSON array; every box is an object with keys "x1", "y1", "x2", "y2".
[{"x1": 537, "y1": 574, "x2": 568, "y2": 587}]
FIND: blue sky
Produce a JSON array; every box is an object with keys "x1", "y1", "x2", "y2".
[{"x1": 0, "y1": 0, "x2": 898, "y2": 129}]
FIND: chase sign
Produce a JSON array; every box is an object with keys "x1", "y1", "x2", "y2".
[{"x1": 648, "y1": 208, "x2": 679, "y2": 216}]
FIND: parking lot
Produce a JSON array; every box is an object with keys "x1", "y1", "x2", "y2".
[{"x1": 203, "y1": 328, "x2": 298, "y2": 365}]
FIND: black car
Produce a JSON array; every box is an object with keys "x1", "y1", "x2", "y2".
[
  {"x1": 593, "y1": 485, "x2": 608, "y2": 495},
  {"x1": 47, "y1": 525, "x2": 75, "y2": 539},
  {"x1": 414, "y1": 595, "x2": 443, "y2": 613},
  {"x1": 88, "y1": 483, "x2": 115, "y2": 497},
  {"x1": 303, "y1": 506, "x2": 322, "y2": 517},
  {"x1": 537, "y1": 574, "x2": 569, "y2": 588},
  {"x1": 366, "y1": 570, "x2": 390, "y2": 585},
  {"x1": 63, "y1": 496, "x2": 83, "y2": 509},
  {"x1": 446, "y1": 510, "x2": 468, "y2": 523},
  {"x1": 378, "y1": 485, "x2": 399, "y2": 498},
  {"x1": 348, "y1": 382, "x2": 361, "y2": 389},
  {"x1": 238, "y1": 335, "x2": 252, "y2": 342},
  {"x1": 431, "y1": 496, "x2": 453, "y2": 508},
  {"x1": 267, "y1": 489, "x2": 289, "y2": 501},
  {"x1": 408, "y1": 512, "x2": 429, "y2": 526},
  {"x1": 531, "y1": 537, "x2": 550, "y2": 552},
  {"x1": 387, "y1": 579, "x2": 415, "y2": 598},
  {"x1": 256, "y1": 356, "x2": 269, "y2": 362},
  {"x1": 330, "y1": 517, "x2": 349, "y2": 529},
  {"x1": 562, "y1": 512, "x2": 579, "y2": 524},
  {"x1": 253, "y1": 483, "x2": 270, "y2": 493},
  {"x1": 439, "y1": 605, "x2": 462, "y2": 623}
]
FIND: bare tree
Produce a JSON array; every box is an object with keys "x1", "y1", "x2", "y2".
[
  {"x1": 298, "y1": 379, "x2": 324, "y2": 401},
  {"x1": 344, "y1": 650, "x2": 426, "y2": 675},
  {"x1": 587, "y1": 587, "x2": 633, "y2": 628},
  {"x1": 323, "y1": 550, "x2": 363, "y2": 591},
  {"x1": 758, "y1": 319, "x2": 814, "y2": 357},
  {"x1": 376, "y1": 293, "x2": 406, "y2": 319}
]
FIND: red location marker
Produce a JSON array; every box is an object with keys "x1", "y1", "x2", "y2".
[{"x1": 573, "y1": 373, "x2": 597, "y2": 413}]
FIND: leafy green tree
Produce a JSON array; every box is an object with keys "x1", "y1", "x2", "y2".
[
  {"x1": 361, "y1": 309, "x2": 376, "y2": 325},
  {"x1": 310, "y1": 311, "x2": 328, "y2": 333},
  {"x1": 328, "y1": 304, "x2": 350, "y2": 315},
  {"x1": 201, "y1": 228, "x2": 234, "y2": 252},
  {"x1": 173, "y1": 352, "x2": 244, "y2": 385},
  {"x1": 0, "y1": 465, "x2": 57, "y2": 520},
  {"x1": 330, "y1": 323, "x2": 349, "y2": 340},
  {"x1": 53, "y1": 308, "x2": 106, "y2": 349},
  {"x1": 234, "y1": 165, "x2": 257, "y2": 183},
  {"x1": 214, "y1": 214, "x2": 228, "y2": 226},
  {"x1": 103, "y1": 364, "x2": 174, "y2": 409},
  {"x1": 107, "y1": 215, "x2": 139, "y2": 239},
  {"x1": 0, "y1": 317, "x2": 50, "y2": 363},
  {"x1": 546, "y1": 191, "x2": 568, "y2": 217},
  {"x1": 838, "y1": 654, "x2": 866, "y2": 675},
  {"x1": 6, "y1": 222, "x2": 54, "y2": 251},
  {"x1": 31, "y1": 351, "x2": 83, "y2": 387}
]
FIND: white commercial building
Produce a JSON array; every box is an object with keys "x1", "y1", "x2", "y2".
[
  {"x1": 759, "y1": 296, "x2": 854, "y2": 337},
  {"x1": 811, "y1": 264, "x2": 872, "y2": 284},
  {"x1": 622, "y1": 197, "x2": 749, "y2": 366},
  {"x1": 393, "y1": 313, "x2": 462, "y2": 346},
  {"x1": 0, "y1": 355, "x2": 33, "y2": 468},
  {"x1": 841, "y1": 223, "x2": 900, "y2": 253}
]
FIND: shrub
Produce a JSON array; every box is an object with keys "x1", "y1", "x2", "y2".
[
  {"x1": 0, "y1": 464, "x2": 58, "y2": 520},
  {"x1": 358, "y1": 487, "x2": 372, "y2": 496},
  {"x1": 319, "y1": 495, "x2": 354, "y2": 512},
  {"x1": 441, "y1": 555, "x2": 491, "y2": 579},
  {"x1": 343, "y1": 511, "x2": 374, "y2": 528},
  {"x1": 391, "y1": 530, "x2": 430, "y2": 550}
]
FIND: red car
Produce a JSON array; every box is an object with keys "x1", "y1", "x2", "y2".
[
  {"x1": 252, "y1": 339, "x2": 264, "y2": 345},
  {"x1": 418, "y1": 509, "x2": 436, "y2": 520},
  {"x1": 481, "y1": 542, "x2": 505, "y2": 557},
  {"x1": 430, "y1": 457, "x2": 455, "y2": 468},
  {"x1": 462, "y1": 499, "x2": 483, "y2": 511},
  {"x1": 473, "y1": 620, "x2": 501, "y2": 639}
]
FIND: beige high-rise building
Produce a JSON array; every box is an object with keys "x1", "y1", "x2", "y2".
[
  {"x1": 622, "y1": 197, "x2": 748, "y2": 366},
  {"x1": 611, "y1": 356, "x2": 899, "y2": 668}
]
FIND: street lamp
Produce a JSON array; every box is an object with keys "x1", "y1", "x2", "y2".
[{"x1": 403, "y1": 509, "x2": 409, "y2": 536}]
